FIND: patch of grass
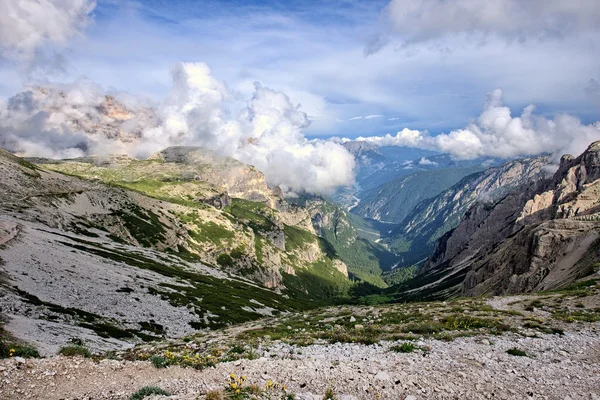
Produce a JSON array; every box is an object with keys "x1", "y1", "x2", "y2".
[
  {"x1": 205, "y1": 390, "x2": 223, "y2": 400},
  {"x1": 130, "y1": 386, "x2": 170, "y2": 400},
  {"x1": 58, "y1": 344, "x2": 91, "y2": 358},
  {"x1": 225, "y1": 199, "x2": 276, "y2": 233},
  {"x1": 323, "y1": 387, "x2": 337, "y2": 400},
  {"x1": 390, "y1": 342, "x2": 417, "y2": 353},
  {"x1": 0, "y1": 341, "x2": 40, "y2": 358},
  {"x1": 552, "y1": 307, "x2": 600, "y2": 323},
  {"x1": 115, "y1": 204, "x2": 167, "y2": 247},
  {"x1": 180, "y1": 213, "x2": 235, "y2": 245},
  {"x1": 506, "y1": 348, "x2": 528, "y2": 357},
  {"x1": 284, "y1": 224, "x2": 316, "y2": 252}
]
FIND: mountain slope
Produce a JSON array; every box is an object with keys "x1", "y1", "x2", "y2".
[
  {"x1": 384, "y1": 156, "x2": 550, "y2": 267},
  {"x1": 0, "y1": 147, "x2": 350, "y2": 352},
  {"x1": 392, "y1": 142, "x2": 600, "y2": 301},
  {"x1": 303, "y1": 198, "x2": 399, "y2": 287},
  {"x1": 353, "y1": 166, "x2": 484, "y2": 223}
]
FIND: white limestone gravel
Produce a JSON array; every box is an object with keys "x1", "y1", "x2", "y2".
[{"x1": 1, "y1": 326, "x2": 599, "y2": 400}]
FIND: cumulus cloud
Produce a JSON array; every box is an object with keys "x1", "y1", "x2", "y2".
[
  {"x1": 356, "y1": 89, "x2": 600, "y2": 160},
  {"x1": 0, "y1": 0, "x2": 96, "y2": 62},
  {"x1": 0, "y1": 62, "x2": 355, "y2": 195},
  {"x1": 0, "y1": 79, "x2": 144, "y2": 159},
  {"x1": 418, "y1": 157, "x2": 437, "y2": 166}
]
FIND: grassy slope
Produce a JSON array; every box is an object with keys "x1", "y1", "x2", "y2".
[{"x1": 36, "y1": 159, "x2": 356, "y2": 307}]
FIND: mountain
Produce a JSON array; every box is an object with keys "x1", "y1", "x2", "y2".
[
  {"x1": 352, "y1": 166, "x2": 484, "y2": 223},
  {"x1": 299, "y1": 197, "x2": 399, "y2": 287},
  {"x1": 356, "y1": 153, "x2": 500, "y2": 193},
  {"x1": 9, "y1": 87, "x2": 158, "y2": 145},
  {"x1": 383, "y1": 156, "x2": 550, "y2": 267},
  {"x1": 0, "y1": 146, "x2": 350, "y2": 352},
  {"x1": 391, "y1": 142, "x2": 600, "y2": 301},
  {"x1": 334, "y1": 142, "x2": 439, "y2": 207}
]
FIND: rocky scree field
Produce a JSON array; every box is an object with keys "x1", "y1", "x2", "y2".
[{"x1": 1, "y1": 278, "x2": 600, "y2": 399}]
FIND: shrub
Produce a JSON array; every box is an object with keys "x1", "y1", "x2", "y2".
[
  {"x1": 506, "y1": 348, "x2": 528, "y2": 357},
  {"x1": 58, "y1": 344, "x2": 91, "y2": 358},
  {"x1": 216, "y1": 253, "x2": 234, "y2": 267},
  {"x1": 150, "y1": 354, "x2": 169, "y2": 368},
  {"x1": 129, "y1": 386, "x2": 170, "y2": 400}
]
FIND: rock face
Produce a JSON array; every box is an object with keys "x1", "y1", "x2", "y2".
[
  {"x1": 31, "y1": 88, "x2": 158, "y2": 143},
  {"x1": 150, "y1": 147, "x2": 284, "y2": 208},
  {"x1": 384, "y1": 156, "x2": 550, "y2": 268},
  {"x1": 415, "y1": 142, "x2": 600, "y2": 299}
]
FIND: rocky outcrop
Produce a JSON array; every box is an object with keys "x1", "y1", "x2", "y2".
[
  {"x1": 150, "y1": 146, "x2": 284, "y2": 207},
  {"x1": 31, "y1": 88, "x2": 158, "y2": 143},
  {"x1": 416, "y1": 142, "x2": 600, "y2": 298}
]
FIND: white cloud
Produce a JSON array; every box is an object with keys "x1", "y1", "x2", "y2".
[
  {"x1": 418, "y1": 157, "x2": 437, "y2": 166},
  {"x1": 356, "y1": 89, "x2": 600, "y2": 160},
  {"x1": 10, "y1": 0, "x2": 592, "y2": 139},
  {"x1": 348, "y1": 114, "x2": 383, "y2": 121},
  {"x1": 0, "y1": 62, "x2": 356, "y2": 196},
  {"x1": 0, "y1": 0, "x2": 96, "y2": 62},
  {"x1": 388, "y1": 117, "x2": 400, "y2": 121},
  {"x1": 383, "y1": 0, "x2": 600, "y2": 46}
]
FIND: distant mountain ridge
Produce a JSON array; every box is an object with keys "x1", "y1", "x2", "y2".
[
  {"x1": 390, "y1": 142, "x2": 600, "y2": 301},
  {"x1": 383, "y1": 155, "x2": 550, "y2": 267},
  {"x1": 353, "y1": 166, "x2": 484, "y2": 223}
]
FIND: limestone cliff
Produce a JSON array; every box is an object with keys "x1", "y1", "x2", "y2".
[
  {"x1": 385, "y1": 156, "x2": 549, "y2": 267},
  {"x1": 413, "y1": 142, "x2": 600, "y2": 299}
]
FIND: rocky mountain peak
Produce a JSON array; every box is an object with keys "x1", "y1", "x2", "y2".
[{"x1": 553, "y1": 140, "x2": 600, "y2": 192}]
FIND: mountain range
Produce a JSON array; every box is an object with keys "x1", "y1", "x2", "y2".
[{"x1": 0, "y1": 97, "x2": 599, "y2": 358}]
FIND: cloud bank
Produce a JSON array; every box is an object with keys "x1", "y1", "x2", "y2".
[
  {"x1": 356, "y1": 89, "x2": 600, "y2": 160},
  {"x1": 0, "y1": 0, "x2": 96, "y2": 62},
  {"x1": 384, "y1": 0, "x2": 600, "y2": 46},
  {"x1": 0, "y1": 63, "x2": 355, "y2": 196}
]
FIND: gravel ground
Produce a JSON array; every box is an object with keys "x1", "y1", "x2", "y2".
[{"x1": 1, "y1": 327, "x2": 600, "y2": 400}]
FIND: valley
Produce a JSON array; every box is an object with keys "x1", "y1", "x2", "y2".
[{"x1": 1, "y1": 139, "x2": 600, "y2": 399}]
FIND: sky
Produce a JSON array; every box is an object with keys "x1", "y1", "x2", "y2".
[
  {"x1": 0, "y1": 0, "x2": 599, "y2": 194},
  {"x1": 1, "y1": 0, "x2": 598, "y2": 137}
]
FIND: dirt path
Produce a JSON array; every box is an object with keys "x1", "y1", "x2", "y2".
[{"x1": 2, "y1": 327, "x2": 600, "y2": 400}]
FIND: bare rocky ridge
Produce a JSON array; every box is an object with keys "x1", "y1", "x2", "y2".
[
  {"x1": 416, "y1": 142, "x2": 600, "y2": 299},
  {"x1": 29, "y1": 88, "x2": 158, "y2": 143}
]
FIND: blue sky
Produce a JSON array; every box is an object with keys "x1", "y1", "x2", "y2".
[{"x1": 1, "y1": 0, "x2": 599, "y2": 139}]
